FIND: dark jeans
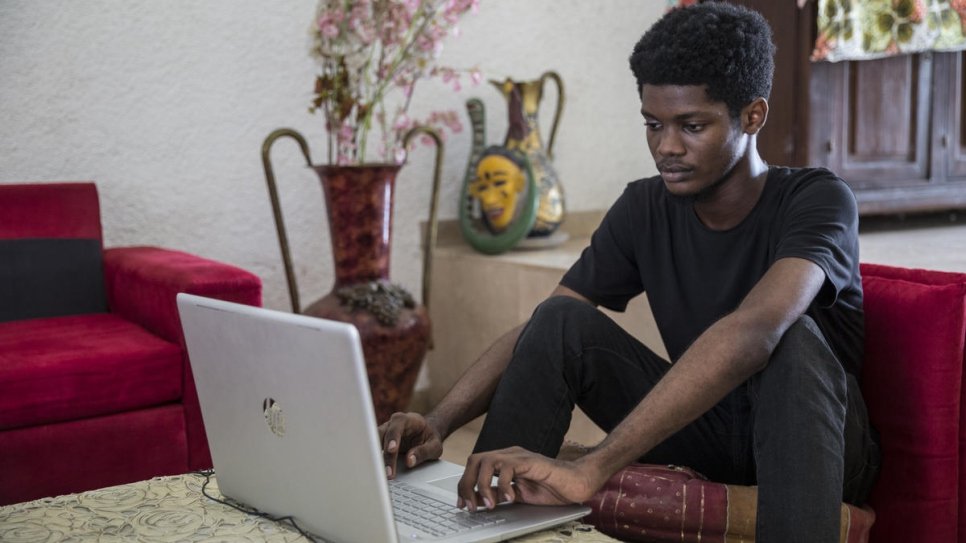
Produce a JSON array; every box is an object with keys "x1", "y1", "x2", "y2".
[{"x1": 474, "y1": 296, "x2": 881, "y2": 543}]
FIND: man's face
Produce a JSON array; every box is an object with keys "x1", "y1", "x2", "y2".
[
  {"x1": 469, "y1": 154, "x2": 525, "y2": 231},
  {"x1": 640, "y1": 84, "x2": 748, "y2": 200}
]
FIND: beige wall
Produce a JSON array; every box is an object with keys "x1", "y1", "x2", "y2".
[{"x1": 0, "y1": 0, "x2": 664, "y2": 311}]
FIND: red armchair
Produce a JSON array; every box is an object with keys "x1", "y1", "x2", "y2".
[
  {"x1": 0, "y1": 182, "x2": 262, "y2": 505},
  {"x1": 581, "y1": 263, "x2": 966, "y2": 543}
]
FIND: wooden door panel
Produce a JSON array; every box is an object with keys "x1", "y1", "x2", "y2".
[
  {"x1": 946, "y1": 52, "x2": 966, "y2": 180},
  {"x1": 847, "y1": 58, "x2": 918, "y2": 160},
  {"x1": 833, "y1": 54, "x2": 932, "y2": 188}
]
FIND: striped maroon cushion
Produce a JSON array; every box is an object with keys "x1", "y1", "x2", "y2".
[
  {"x1": 584, "y1": 463, "x2": 874, "y2": 542},
  {"x1": 0, "y1": 183, "x2": 107, "y2": 321}
]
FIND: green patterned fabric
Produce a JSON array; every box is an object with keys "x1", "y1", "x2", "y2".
[
  {"x1": 812, "y1": 0, "x2": 966, "y2": 61},
  {"x1": 667, "y1": 0, "x2": 966, "y2": 62}
]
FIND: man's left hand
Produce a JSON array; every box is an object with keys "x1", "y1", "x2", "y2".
[{"x1": 456, "y1": 446, "x2": 601, "y2": 511}]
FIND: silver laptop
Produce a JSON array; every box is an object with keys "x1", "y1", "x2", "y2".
[{"x1": 177, "y1": 293, "x2": 590, "y2": 543}]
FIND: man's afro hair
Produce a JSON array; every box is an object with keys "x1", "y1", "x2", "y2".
[{"x1": 629, "y1": 2, "x2": 775, "y2": 118}]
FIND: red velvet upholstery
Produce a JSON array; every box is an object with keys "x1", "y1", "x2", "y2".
[
  {"x1": 0, "y1": 314, "x2": 182, "y2": 430},
  {"x1": 860, "y1": 264, "x2": 966, "y2": 543},
  {"x1": 0, "y1": 182, "x2": 103, "y2": 241},
  {"x1": 0, "y1": 406, "x2": 188, "y2": 501},
  {"x1": 0, "y1": 182, "x2": 262, "y2": 505},
  {"x1": 582, "y1": 263, "x2": 966, "y2": 543}
]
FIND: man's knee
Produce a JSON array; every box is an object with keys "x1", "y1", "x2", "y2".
[
  {"x1": 779, "y1": 315, "x2": 826, "y2": 352},
  {"x1": 529, "y1": 294, "x2": 598, "y2": 329},
  {"x1": 533, "y1": 294, "x2": 594, "y2": 315},
  {"x1": 758, "y1": 315, "x2": 846, "y2": 399},
  {"x1": 772, "y1": 316, "x2": 839, "y2": 370},
  {"x1": 521, "y1": 294, "x2": 628, "y2": 367}
]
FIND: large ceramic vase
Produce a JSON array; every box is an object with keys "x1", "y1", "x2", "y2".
[
  {"x1": 261, "y1": 127, "x2": 443, "y2": 425},
  {"x1": 304, "y1": 165, "x2": 430, "y2": 424}
]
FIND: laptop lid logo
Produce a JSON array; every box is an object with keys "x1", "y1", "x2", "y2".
[{"x1": 262, "y1": 397, "x2": 286, "y2": 437}]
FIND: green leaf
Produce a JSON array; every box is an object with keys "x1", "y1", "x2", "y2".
[
  {"x1": 829, "y1": 21, "x2": 843, "y2": 38},
  {"x1": 825, "y1": 1, "x2": 839, "y2": 19},
  {"x1": 877, "y1": 12, "x2": 896, "y2": 33},
  {"x1": 942, "y1": 9, "x2": 959, "y2": 30},
  {"x1": 897, "y1": 22, "x2": 913, "y2": 43},
  {"x1": 895, "y1": 0, "x2": 912, "y2": 19}
]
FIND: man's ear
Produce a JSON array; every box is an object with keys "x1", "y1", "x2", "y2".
[{"x1": 742, "y1": 97, "x2": 769, "y2": 135}]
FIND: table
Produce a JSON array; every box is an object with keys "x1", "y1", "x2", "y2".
[{"x1": 0, "y1": 473, "x2": 620, "y2": 542}]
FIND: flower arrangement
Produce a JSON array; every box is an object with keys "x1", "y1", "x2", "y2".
[{"x1": 309, "y1": 0, "x2": 481, "y2": 165}]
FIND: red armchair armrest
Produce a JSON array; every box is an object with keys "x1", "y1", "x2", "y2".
[{"x1": 103, "y1": 246, "x2": 262, "y2": 344}]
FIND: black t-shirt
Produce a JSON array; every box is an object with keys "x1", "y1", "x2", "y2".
[{"x1": 561, "y1": 166, "x2": 864, "y2": 376}]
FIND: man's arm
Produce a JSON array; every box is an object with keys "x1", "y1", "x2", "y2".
[
  {"x1": 380, "y1": 285, "x2": 592, "y2": 477},
  {"x1": 457, "y1": 257, "x2": 826, "y2": 509}
]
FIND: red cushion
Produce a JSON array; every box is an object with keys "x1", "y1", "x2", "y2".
[
  {"x1": 586, "y1": 464, "x2": 729, "y2": 540},
  {"x1": 0, "y1": 314, "x2": 183, "y2": 430},
  {"x1": 0, "y1": 183, "x2": 108, "y2": 322},
  {"x1": 860, "y1": 272, "x2": 966, "y2": 543},
  {"x1": 0, "y1": 183, "x2": 102, "y2": 241},
  {"x1": 584, "y1": 463, "x2": 874, "y2": 542},
  {"x1": 104, "y1": 246, "x2": 264, "y2": 344}
]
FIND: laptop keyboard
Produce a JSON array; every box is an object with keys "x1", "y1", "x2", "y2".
[{"x1": 389, "y1": 480, "x2": 507, "y2": 537}]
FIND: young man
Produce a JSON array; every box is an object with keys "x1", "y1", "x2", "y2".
[{"x1": 381, "y1": 3, "x2": 880, "y2": 541}]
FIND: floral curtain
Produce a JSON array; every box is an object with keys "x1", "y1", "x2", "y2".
[
  {"x1": 665, "y1": 0, "x2": 966, "y2": 62},
  {"x1": 813, "y1": 0, "x2": 966, "y2": 62}
]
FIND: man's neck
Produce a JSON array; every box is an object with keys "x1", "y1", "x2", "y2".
[{"x1": 693, "y1": 150, "x2": 769, "y2": 231}]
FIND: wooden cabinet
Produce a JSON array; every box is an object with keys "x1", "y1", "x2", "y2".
[
  {"x1": 941, "y1": 53, "x2": 966, "y2": 180},
  {"x1": 734, "y1": 0, "x2": 966, "y2": 215}
]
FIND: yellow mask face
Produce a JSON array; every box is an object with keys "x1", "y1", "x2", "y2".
[{"x1": 469, "y1": 154, "x2": 525, "y2": 231}]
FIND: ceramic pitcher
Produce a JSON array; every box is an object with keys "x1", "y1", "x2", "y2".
[{"x1": 490, "y1": 71, "x2": 566, "y2": 237}]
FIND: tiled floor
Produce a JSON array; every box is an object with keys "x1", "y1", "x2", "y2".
[
  {"x1": 436, "y1": 216, "x2": 966, "y2": 464},
  {"x1": 859, "y1": 217, "x2": 966, "y2": 273}
]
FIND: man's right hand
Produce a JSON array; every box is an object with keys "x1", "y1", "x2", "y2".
[{"x1": 378, "y1": 412, "x2": 444, "y2": 478}]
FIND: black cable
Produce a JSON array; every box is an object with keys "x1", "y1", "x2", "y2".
[{"x1": 192, "y1": 470, "x2": 319, "y2": 542}]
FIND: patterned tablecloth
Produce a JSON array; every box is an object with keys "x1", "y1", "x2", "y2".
[{"x1": 0, "y1": 473, "x2": 620, "y2": 542}]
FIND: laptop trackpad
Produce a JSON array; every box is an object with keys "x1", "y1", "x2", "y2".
[
  {"x1": 426, "y1": 474, "x2": 462, "y2": 493},
  {"x1": 427, "y1": 474, "x2": 509, "y2": 501}
]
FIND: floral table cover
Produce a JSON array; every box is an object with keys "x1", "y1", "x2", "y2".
[{"x1": 0, "y1": 473, "x2": 618, "y2": 543}]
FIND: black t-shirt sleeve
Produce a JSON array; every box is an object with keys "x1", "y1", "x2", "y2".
[
  {"x1": 560, "y1": 184, "x2": 644, "y2": 311},
  {"x1": 775, "y1": 172, "x2": 859, "y2": 307}
]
